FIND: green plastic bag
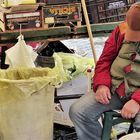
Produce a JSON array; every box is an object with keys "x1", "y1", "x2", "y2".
[{"x1": 53, "y1": 52, "x2": 94, "y2": 81}]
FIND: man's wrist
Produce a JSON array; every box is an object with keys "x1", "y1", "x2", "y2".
[{"x1": 131, "y1": 99, "x2": 140, "y2": 108}]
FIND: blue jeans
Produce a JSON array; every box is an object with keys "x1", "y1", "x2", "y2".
[{"x1": 69, "y1": 92, "x2": 140, "y2": 140}]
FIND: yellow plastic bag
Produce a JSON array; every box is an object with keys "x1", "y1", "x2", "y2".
[
  {"x1": 0, "y1": 66, "x2": 63, "y2": 140},
  {"x1": 54, "y1": 52, "x2": 94, "y2": 81}
]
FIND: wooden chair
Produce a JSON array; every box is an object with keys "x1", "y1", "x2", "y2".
[{"x1": 101, "y1": 110, "x2": 134, "y2": 140}]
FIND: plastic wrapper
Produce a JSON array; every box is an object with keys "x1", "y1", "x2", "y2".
[
  {"x1": 5, "y1": 35, "x2": 38, "y2": 68},
  {"x1": 53, "y1": 52, "x2": 94, "y2": 81}
]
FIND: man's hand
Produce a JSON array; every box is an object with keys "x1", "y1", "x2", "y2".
[
  {"x1": 95, "y1": 85, "x2": 111, "y2": 104},
  {"x1": 121, "y1": 99, "x2": 140, "y2": 119}
]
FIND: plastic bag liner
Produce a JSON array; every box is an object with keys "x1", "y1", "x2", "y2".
[
  {"x1": 55, "y1": 52, "x2": 95, "y2": 81},
  {"x1": 0, "y1": 67, "x2": 62, "y2": 140}
]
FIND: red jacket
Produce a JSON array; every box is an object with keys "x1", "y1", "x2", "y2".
[{"x1": 93, "y1": 21, "x2": 140, "y2": 104}]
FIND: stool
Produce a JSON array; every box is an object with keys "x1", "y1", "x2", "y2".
[{"x1": 101, "y1": 110, "x2": 134, "y2": 140}]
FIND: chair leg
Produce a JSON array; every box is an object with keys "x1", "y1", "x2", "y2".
[
  {"x1": 128, "y1": 122, "x2": 134, "y2": 134},
  {"x1": 101, "y1": 111, "x2": 134, "y2": 140},
  {"x1": 101, "y1": 112, "x2": 113, "y2": 140}
]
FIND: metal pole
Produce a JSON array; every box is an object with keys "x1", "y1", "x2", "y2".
[{"x1": 81, "y1": 0, "x2": 97, "y2": 63}]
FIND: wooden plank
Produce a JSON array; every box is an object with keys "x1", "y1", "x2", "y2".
[
  {"x1": 0, "y1": 22, "x2": 121, "y2": 45},
  {"x1": 0, "y1": 26, "x2": 71, "y2": 44},
  {"x1": 74, "y1": 22, "x2": 121, "y2": 35}
]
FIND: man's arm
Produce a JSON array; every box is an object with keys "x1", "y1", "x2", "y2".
[
  {"x1": 121, "y1": 99, "x2": 140, "y2": 119},
  {"x1": 93, "y1": 25, "x2": 125, "y2": 104},
  {"x1": 121, "y1": 90, "x2": 140, "y2": 119},
  {"x1": 93, "y1": 26, "x2": 123, "y2": 92}
]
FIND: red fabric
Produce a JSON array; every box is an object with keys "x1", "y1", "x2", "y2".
[
  {"x1": 116, "y1": 82, "x2": 125, "y2": 97},
  {"x1": 27, "y1": 42, "x2": 38, "y2": 48},
  {"x1": 93, "y1": 22, "x2": 140, "y2": 104},
  {"x1": 123, "y1": 64, "x2": 131, "y2": 73},
  {"x1": 116, "y1": 65, "x2": 131, "y2": 96},
  {"x1": 132, "y1": 89, "x2": 140, "y2": 104}
]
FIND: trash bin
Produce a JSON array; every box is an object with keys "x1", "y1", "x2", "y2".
[{"x1": 0, "y1": 68, "x2": 57, "y2": 140}]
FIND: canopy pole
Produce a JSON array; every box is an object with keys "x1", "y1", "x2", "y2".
[{"x1": 81, "y1": 0, "x2": 97, "y2": 63}]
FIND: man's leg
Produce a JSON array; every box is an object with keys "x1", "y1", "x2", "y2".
[{"x1": 69, "y1": 92, "x2": 123, "y2": 140}]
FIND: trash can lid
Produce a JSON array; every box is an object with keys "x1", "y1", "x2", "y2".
[{"x1": 119, "y1": 132, "x2": 140, "y2": 140}]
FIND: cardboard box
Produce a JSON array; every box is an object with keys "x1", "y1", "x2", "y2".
[
  {"x1": 43, "y1": 3, "x2": 82, "y2": 24},
  {"x1": 1, "y1": 0, "x2": 36, "y2": 7},
  {"x1": 57, "y1": 74, "x2": 88, "y2": 96},
  {"x1": 47, "y1": 0, "x2": 79, "y2": 4}
]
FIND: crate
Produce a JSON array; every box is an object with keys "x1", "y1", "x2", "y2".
[
  {"x1": 54, "y1": 123, "x2": 78, "y2": 140},
  {"x1": 37, "y1": 0, "x2": 80, "y2": 4},
  {"x1": 48, "y1": 0, "x2": 79, "y2": 4},
  {"x1": 54, "y1": 103, "x2": 74, "y2": 127},
  {"x1": 85, "y1": 0, "x2": 140, "y2": 24},
  {"x1": 0, "y1": 9, "x2": 43, "y2": 32},
  {"x1": 35, "y1": 55, "x2": 55, "y2": 68},
  {"x1": 54, "y1": 74, "x2": 87, "y2": 126},
  {"x1": 43, "y1": 3, "x2": 82, "y2": 28},
  {"x1": 1, "y1": 0, "x2": 36, "y2": 7}
]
